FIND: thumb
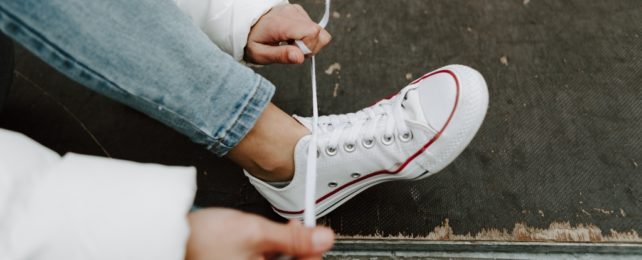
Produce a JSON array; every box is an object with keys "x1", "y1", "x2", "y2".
[
  {"x1": 260, "y1": 219, "x2": 335, "y2": 256},
  {"x1": 246, "y1": 43, "x2": 305, "y2": 64}
]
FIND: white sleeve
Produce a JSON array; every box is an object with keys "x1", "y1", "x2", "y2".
[
  {"x1": 174, "y1": 0, "x2": 289, "y2": 60},
  {"x1": 0, "y1": 129, "x2": 197, "y2": 260}
]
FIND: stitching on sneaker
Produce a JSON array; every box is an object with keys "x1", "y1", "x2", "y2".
[{"x1": 273, "y1": 69, "x2": 461, "y2": 215}]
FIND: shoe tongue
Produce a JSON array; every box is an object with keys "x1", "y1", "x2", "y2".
[{"x1": 401, "y1": 89, "x2": 429, "y2": 125}]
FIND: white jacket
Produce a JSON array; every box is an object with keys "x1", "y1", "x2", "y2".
[
  {"x1": 0, "y1": 1, "x2": 287, "y2": 259},
  {"x1": 0, "y1": 129, "x2": 196, "y2": 260},
  {"x1": 175, "y1": 0, "x2": 288, "y2": 60}
]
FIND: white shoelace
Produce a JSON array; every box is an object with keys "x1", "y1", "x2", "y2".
[
  {"x1": 314, "y1": 91, "x2": 412, "y2": 155},
  {"x1": 295, "y1": 0, "x2": 331, "y2": 227},
  {"x1": 296, "y1": 1, "x2": 413, "y2": 225}
]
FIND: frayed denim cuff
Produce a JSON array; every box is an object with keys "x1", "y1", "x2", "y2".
[{"x1": 206, "y1": 76, "x2": 274, "y2": 156}]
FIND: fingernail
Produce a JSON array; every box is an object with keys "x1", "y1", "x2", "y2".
[
  {"x1": 288, "y1": 51, "x2": 299, "y2": 63},
  {"x1": 311, "y1": 229, "x2": 334, "y2": 251}
]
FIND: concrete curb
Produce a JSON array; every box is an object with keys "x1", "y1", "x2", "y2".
[{"x1": 327, "y1": 239, "x2": 642, "y2": 259}]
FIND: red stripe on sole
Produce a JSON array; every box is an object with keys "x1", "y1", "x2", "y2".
[{"x1": 274, "y1": 69, "x2": 461, "y2": 215}]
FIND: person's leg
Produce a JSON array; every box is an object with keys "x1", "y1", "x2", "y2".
[
  {"x1": 0, "y1": 0, "x2": 305, "y2": 167},
  {"x1": 0, "y1": 0, "x2": 490, "y2": 221},
  {"x1": 227, "y1": 103, "x2": 308, "y2": 182}
]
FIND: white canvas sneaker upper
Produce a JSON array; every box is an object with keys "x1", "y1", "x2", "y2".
[{"x1": 245, "y1": 65, "x2": 489, "y2": 219}]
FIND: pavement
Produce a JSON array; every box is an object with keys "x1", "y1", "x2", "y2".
[{"x1": 1, "y1": 0, "x2": 641, "y2": 241}]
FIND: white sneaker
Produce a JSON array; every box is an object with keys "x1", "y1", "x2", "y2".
[{"x1": 245, "y1": 65, "x2": 489, "y2": 219}]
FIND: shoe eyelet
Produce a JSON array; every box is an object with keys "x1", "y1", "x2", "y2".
[
  {"x1": 344, "y1": 143, "x2": 356, "y2": 153},
  {"x1": 325, "y1": 146, "x2": 338, "y2": 156},
  {"x1": 350, "y1": 173, "x2": 361, "y2": 178},
  {"x1": 399, "y1": 131, "x2": 413, "y2": 142},
  {"x1": 328, "y1": 182, "x2": 338, "y2": 188},
  {"x1": 362, "y1": 138, "x2": 375, "y2": 149},
  {"x1": 316, "y1": 148, "x2": 321, "y2": 158},
  {"x1": 381, "y1": 134, "x2": 394, "y2": 146}
]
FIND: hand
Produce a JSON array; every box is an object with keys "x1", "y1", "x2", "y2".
[
  {"x1": 245, "y1": 4, "x2": 332, "y2": 64},
  {"x1": 185, "y1": 208, "x2": 335, "y2": 260}
]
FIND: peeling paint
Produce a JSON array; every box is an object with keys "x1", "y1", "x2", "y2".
[
  {"x1": 325, "y1": 63, "x2": 341, "y2": 75},
  {"x1": 338, "y1": 219, "x2": 641, "y2": 243},
  {"x1": 581, "y1": 209, "x2": 592, "y2": 216},
  {"x1": 593, "y1": 208, "x2": 614, "y2": 215},
  {"x1": 500, "y1": 55, "x2": 509, "y2": 66},
  {"x1": 332, "y1": 83, "x2": 340, "y2": 97}
]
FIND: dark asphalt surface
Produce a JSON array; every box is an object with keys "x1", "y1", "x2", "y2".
[{"x1": 1, "y1": 0, "x2": 640, "y2": 239}]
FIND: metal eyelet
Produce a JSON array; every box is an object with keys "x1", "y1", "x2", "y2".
[
  {"x1": 381, "y1": 134, "x2": 394, "y2": 146},
  {"x1": 350, "y1": 173, "x2": 361, "y2": 178},
  {"x1": 399, "y1": 131, "x2": 413, "y2": 142},
  {"x1": 328, "y1": 182, "x2": 338, "y2": 188},
  {"x1": 344, "y1": 143, "x2": 356, "y2": 153},
  {"x1": 325, "y1": 146, "x2": 338, "y2": 156},
  {"x1": 362, "y1": 138, "x2": 375, "y2": 149},
  {"x1": 316, "y1": 148, "x2": 321, "y2": 158}
]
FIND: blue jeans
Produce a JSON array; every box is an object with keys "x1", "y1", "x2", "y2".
[{"x1": 0, "y1": 0, "x2": 275, "y2": 156}]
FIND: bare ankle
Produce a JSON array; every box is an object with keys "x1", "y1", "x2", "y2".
[
  {"x1": 227, "y1": 103, "x2": 309, "y2": 182},
  {"x1": 249, "y1": 155, "x2": 295, "y2": 182}
]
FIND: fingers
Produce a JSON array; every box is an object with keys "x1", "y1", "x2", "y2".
[
  {"x1": 259, "y1": 219, "x2": 335, "y2": 257},
  {"x1": 246, "y1": 4, "x2": 332, "y2": 64},
  {"x1": 301, "y1": 27, "x2": 332, "y2": 55},
  {"x1": 281, "y1": 4, "x2": 332, "y2": 55},
  {"x1": 246, "y1": 43, "x2": 305, "y2": 64},
  {"x1": 292, "y1": 4, "x2": 313, "y2": 20},
  {"x1": 298, "y1": 256, "x2": 324, "y2": 260},
  {"x1": 283, "y1": 22, "x2": 332, "y2": 56}
]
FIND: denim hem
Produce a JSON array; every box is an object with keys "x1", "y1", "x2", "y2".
[
  {"x1": 207, "y1": 77, "x2": 274, "y2": 156},
  {"x1": 0, "y1": 2, "x2": 275, "y2": 158}
]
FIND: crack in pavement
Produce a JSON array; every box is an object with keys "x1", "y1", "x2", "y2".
[{"x1": 14, "y1": 71, "x2": 112, "y2": 158}]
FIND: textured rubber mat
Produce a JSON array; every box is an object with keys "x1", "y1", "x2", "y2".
[
  {"x1": 1, "y1": 0, "x2": 640, "y2": 240},
  {"x1": 255, "y1": 0, "x2": 642, "y2": 240}
]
